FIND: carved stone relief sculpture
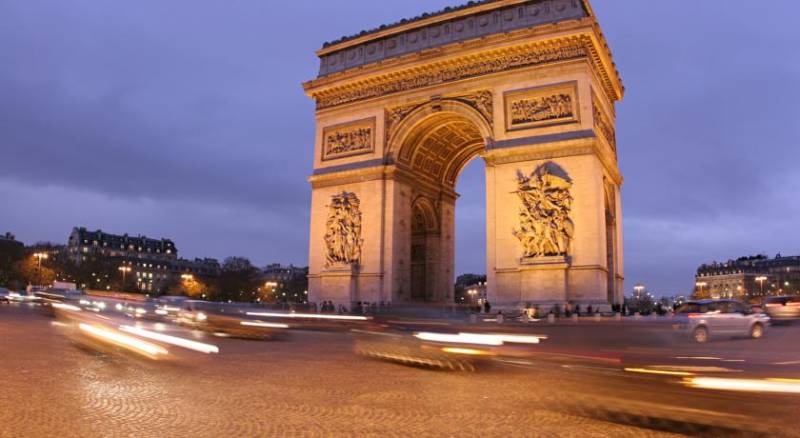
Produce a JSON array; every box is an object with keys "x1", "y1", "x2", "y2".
[
  {"x1": 324, "y1": 192, "x2": 363, "y2": 267},
  {"x1": 512, "y1": 163, "x2": 574, "y2": 259},
  {"x1": 504, "y1": 82, "x2": 578, "y2": 131},
  {"x1": 322, "y1": 118, "x2": 375, "y2": 161},
  {"x1": 316, "y1": 39, "x2": 590, "y2": 109},
  {"x1": 592, "y1": 94, "x2": 616, "y2": 152},
  {"x1": 385, "y1": 90, "x2": 493, "y2": 141}
]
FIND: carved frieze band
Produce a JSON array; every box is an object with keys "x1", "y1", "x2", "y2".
[
  {"x1": 592, "y1": 93, "x2": 616, "y2": 152},
  {"x1": 321, "y1": 117, "x2": 375, "y2": 161},
  {"x1": 385, "y1": 90, "x2": 493, "y2": 140},
  {"x1": 316, "y1": 38, "x2": 589, "y2": 109},
  {"x1": 324, "y1": 191, "x2": 363, "y2": 267},
  {"x1": 504, "y1": 81, "x2": 578, "y2": 131}
]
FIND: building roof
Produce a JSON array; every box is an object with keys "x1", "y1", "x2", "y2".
[
  {"x1": 322, "y1": 0, "x2": 498, "y2": 48},
  {"x1": 316, "y1": 0, "x2": 594, "y2": 77}
]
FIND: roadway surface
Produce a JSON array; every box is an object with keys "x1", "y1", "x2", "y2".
[{"x1": 2, "y1": 303, "x2": 800, "y2": 437}]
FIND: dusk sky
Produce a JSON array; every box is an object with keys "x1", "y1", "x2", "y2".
[{"x1": 2, "y1": 1, "x2": 798, "y2": 296}]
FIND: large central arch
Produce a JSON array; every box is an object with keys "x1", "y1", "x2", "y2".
[
  {"x1": 304, "y1": 0, "x2": 625, "y2": 310},
  {"x1": 386, "y1": 100, "x2": 492, "y2": 303}
]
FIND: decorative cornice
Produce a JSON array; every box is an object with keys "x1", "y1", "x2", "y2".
[
  {"x1": 311, "y1": 36, "x2": 591, "y2": 110},
  {"x1": 316, "y1": 0, "x2": 587, "y2": 77},
  {"x1": 304, "y1": 33, "x2": 621, "y2": 110}
]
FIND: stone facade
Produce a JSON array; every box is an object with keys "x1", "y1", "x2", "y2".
[
  {"x1": 303, "y1": 0, "x2": 624, "y2": 309},
  {"x1": 695, "y1": 255, "x2": 800, "y2": 300}
]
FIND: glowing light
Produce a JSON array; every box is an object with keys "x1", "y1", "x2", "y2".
[
  {"x1": 115, "y1": 304, "x2": 124, "y2": 311},
  {"x1": 624, "y1": 367, "x2": 693, "y2": 376},
  {"x1": 486, "y1": 333, "x2": 544, "y2": 344},
  {"x1": 413, "y1": 332, "x2": 503, "y2": 346},
  {"x1": 196, "y1": 312, "x2": 207, "y2": 321},
  {"x1": 119, "y1": 325, "x2": 219, "y2": 354},
  {"x1": 78, "y1": 323, "x2": 168, "y2": 357},
  {"x1": 134, "y1": 308, "x2": 147, "y2": 315},
  {"x1": 441, "y1": 347, "x2": 490, "y2": 355},
  {"x1": 246, "y1": 312, "x2": 368, "y2": 321},
  {"x1": 155, "y1": 309, "x2": 168, "y2": 315},
  {"x1": 51, "y1": 303, "x2": 81, "y2": 312},
  {"x1": 684, "y1": 377, "x2": 800, "y2": 394},
  {"x1": 240, "y1": 321, "x2": 290, "y2": 329}
]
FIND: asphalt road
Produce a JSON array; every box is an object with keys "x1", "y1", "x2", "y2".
[{"x1": 2, "y1": 303, "x2": 799, "y2": 437}]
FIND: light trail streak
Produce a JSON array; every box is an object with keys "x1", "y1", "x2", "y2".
[
  {"x1": 52, "y1": 303, "x2": 81, "y2": 312},
  {"x1": 414, "y1": 332, "x2": 503, "y2": 346},
  {"x1": 240, "y1": 321, "x2": 290, "y2": 329},
  {"x1": 119, "y1": 325, "x2": 219, "y2": 354},
  {"x1": 246, "y1": 312, "x2": 368, "y2": 321},
  {"x1": 79, "y1": 323, "x2": 168, "y2": 358},
  {"x1": 624, "y1": 367, "x2": 694, "y2": 376},
  {"x1": 684, "y1": 377, "x2": 800, "y2": 394}
]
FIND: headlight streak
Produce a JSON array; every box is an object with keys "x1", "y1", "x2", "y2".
[
  {"x1": 240, "y1": 321, "x2": 290, "y2": 329},
  {"x1": 624, "y1": 367, "x2": 694, "y2": 377},
  {"x1": 441, "y1": 347, "x2": 491, "y2": 355},
  {"x1": 78, "y1": 323, "x2": 168, "y2": 358},
  {"x1": 119, "y1": 325, "x2": 219, "y2": 354},
  {"x1": 52, "y1": 303, "x2": 81, "y2": 312},
  {"x1": 684, "y1": 377, "x2": 800, "y2": 394},
  {"x1": 413, "y1": 332, "x2": 545, "y2": 346},
  {"x1": 246, "y1": 312, "x2": 368, "y2": 321},
  {"x1": 413, "y1": 332, "x2": 503, "y2": 346}
]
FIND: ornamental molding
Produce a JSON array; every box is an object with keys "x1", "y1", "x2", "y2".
[
  {"x1": 317, "y1": 0, "x2": 588, "y2": 77},
  {"x1": 384, "y1": 90, "x2": 493, "y2": 140},
  {"x1": 324, "y1": 192, "x2": 363, "y2": 267},
  {"x1": 504, "y1": 81, "x2": 578, "y2": 131},
  {"x1": 512, "y1": 162, "x2": 574, "y2": 259},
  {"x1": 313, "y1": 36, "x2": 594, "y2": 110},
  {"x1": 321, "y1": 117, "x2": 375, "y2": 161}
]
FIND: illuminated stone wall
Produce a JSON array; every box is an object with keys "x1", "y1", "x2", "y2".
[{"x1": 304, "y1": 0, "x2": 624, "y2": 309}]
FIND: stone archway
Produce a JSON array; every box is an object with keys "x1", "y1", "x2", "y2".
[
  {"x1": 386, "y1": 101, "x2": 492, "y2": 303},
  {"x1": 304, "y1": 0, "x2": 625, "y2": 310}
]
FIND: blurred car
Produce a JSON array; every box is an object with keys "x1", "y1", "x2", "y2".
[
  {"x1": 352, "y1": 317, "x2": 545, "y2": 371},
  {"x1": 763, "y1": 296, "x2": 800, "y2": 323},
  {"x1": 177, "y1": 300, "x2": 286, "y2": 340},
  {"x1": 672, "y1": 299, "x2": 769, "y2": 343}
]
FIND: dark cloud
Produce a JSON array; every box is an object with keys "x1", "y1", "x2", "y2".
[{"x1": 1, "y1": 1, "x2": 798, "y2": 293}]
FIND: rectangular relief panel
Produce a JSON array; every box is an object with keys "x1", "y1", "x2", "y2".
[
  {"x1": 321, "y1": 117, "x2": 376, "y2": 161},
  {"x1": 504, "y1": 81, "x2": 579, "y2": 131}
]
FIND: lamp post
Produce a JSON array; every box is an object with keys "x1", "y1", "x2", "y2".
[
  {"x1": 755, "y1": 276, "x2": 767, "y2": 296},
  {"x1": 695, "y1": 281, "x2": 707, "y2": 297},
  {"x1": 118, "y1": 266, "x2": 132, "y2": 291},
  {"x1": 33, "y1": 252, "x2": 49, "y2": 286}
]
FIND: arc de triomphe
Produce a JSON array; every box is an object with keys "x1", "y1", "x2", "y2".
[{"x1": 303, "y1": 0, "x2": 624, "y2": 309}]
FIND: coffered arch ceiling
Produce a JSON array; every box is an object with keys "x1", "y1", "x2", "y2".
[{"x1": 392, "y1": 102, "x2": 491, "y2": 189}]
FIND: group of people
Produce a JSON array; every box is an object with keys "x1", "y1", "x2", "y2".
[
  {"x1": 318, "y1": 300, "x2": 346, "y2": 314},
  {"x1": 316, "y1": 300, "x2": 392, "y2": 315}
]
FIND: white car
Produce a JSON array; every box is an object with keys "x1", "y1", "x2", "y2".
[{"x1": 672, "y1": 299, "x2": 769, "y2": 343}]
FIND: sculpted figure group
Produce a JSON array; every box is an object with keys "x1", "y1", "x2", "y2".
[
  {"x1": 510, "y1": 93, "x2": 573, "y2": 126},
  {"x1": 513, "y1": 164, "x2": 574, "y2": 258},
  {"x1": 324, "y1": 192, "x2": 363, "y2": 267},
  {"x1": 325, "y1": 127, "x2": 372, "y2": 157}
]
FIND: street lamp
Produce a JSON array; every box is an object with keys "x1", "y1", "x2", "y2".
[
  {"x1": 32, "y1": 252, "x2": 49, "y2": 286},
  {"x1": 633, "y1": 284, "x2": 645, "y2": 297},
  {"x1": 181, "y1": 273, "x2": 194, "y2": 281},
  {"x1": 755, "y1": 276, "x2": 767, "y2": 296},
  {"x1": 118, "y1": 266, "x2": 132, "y2": 291},
  {"x1": 695, "y1": 281, "x2": 707, "y2": 297}
]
